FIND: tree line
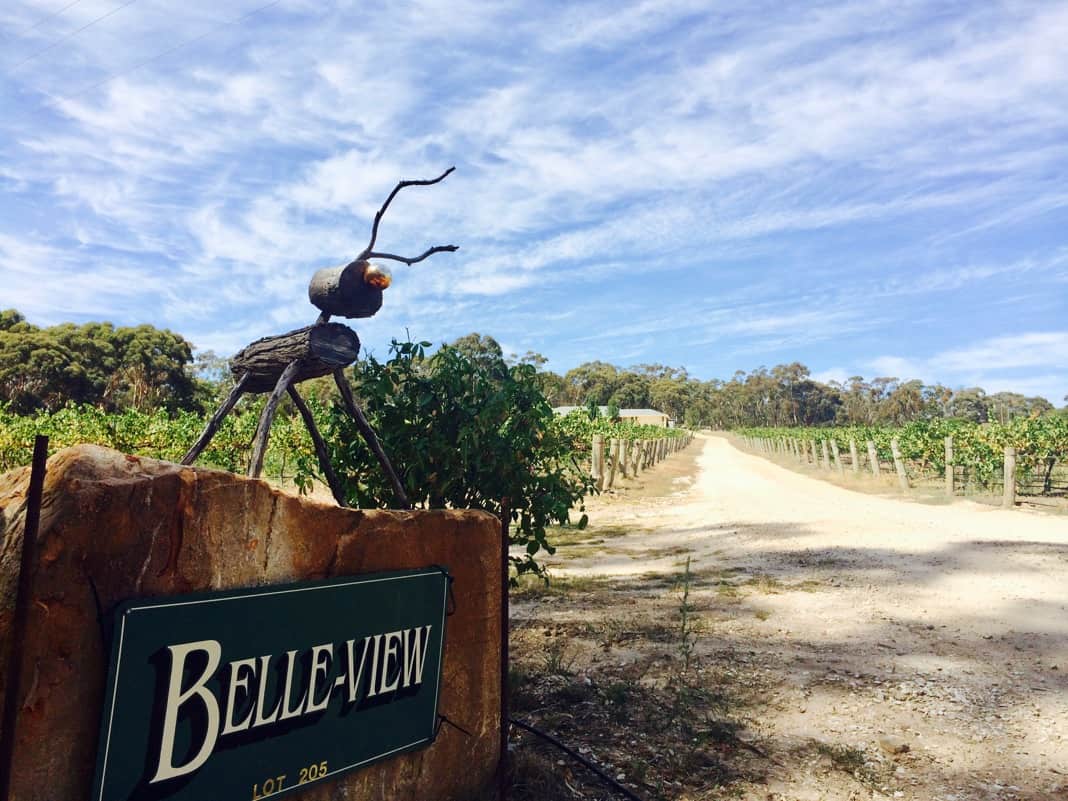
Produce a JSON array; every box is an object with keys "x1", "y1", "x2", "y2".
[
  {"x1": 423, "y1": 334, "x2": 1062, "y2": 428},
  {"x1": 0, "y1": 309, "x2": 203, "y2": 414},
  {"x1": 0, "y1": 312, "x2": 1061, "y2": 428},
  {"x1": 540, "y1": 360, "x2": 1058, "y2": 428}
]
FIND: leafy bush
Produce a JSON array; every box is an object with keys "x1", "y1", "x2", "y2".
[
  {"x1": 310, "y1": 340, "x2": 594, "y2": 580},
  {"x1": 0, "y1": 338, "x2": 600, "y2": 578}
]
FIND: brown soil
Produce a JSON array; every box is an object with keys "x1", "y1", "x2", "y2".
[{"x1": 508, "y1": 433, "x2": 1068, "y2": 801}]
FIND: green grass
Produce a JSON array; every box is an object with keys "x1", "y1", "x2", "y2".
[
  {"x1": 746, "y1": 573, "x2": 783, "y2": 593},
  {"x1": 716, "y1": 582, "x2": 741, "y2": 600},
  {"x1": 540, "y1": 637, "x2": 576, "y2": 676},
  {"x1": 545, "y1": 522, "x2": 643, "y2": 548},
  {"x1": 510, "y1": 571, "x2": 612, "y2": 600}
]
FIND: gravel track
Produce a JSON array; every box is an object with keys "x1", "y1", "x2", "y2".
[{"x1": 548, "y1": 433, "x2": 1068, "y2": 800}]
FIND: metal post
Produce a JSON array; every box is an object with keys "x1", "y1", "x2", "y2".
[
  {"x1": 0, "y1": 436, "x2": 49, "y2": 799},
  {"x1": 499, "y1": 496, "x2": 511, "y2": 800}
]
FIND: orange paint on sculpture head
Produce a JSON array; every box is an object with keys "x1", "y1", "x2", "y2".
[{"x1": 363, "y1": 262, "x2": 392, "y2": 289}]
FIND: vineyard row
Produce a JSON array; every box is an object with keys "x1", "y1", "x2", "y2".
[
  {"x1": 587, "y1": 431, "x2": 694, "y2": 491},
  {"x1": 737, "y1": 419, "x2": 1068, "y2": 507},
  {"x1": 0, "y1": 403, "x2": 693, "y2": 487}
]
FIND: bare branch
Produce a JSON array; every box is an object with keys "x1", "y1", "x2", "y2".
[
  {"x1": 366, "y1": 244, "x2": 459, "y2": 266},
  {"x1": 288, "y1": 385, "x2": 347, "y2": 507},
  {"x1": 358, "y1": 166, "x2": 455, "y2": 259},
  {"x1": 333, "y1": 369, "x2": 411, "y2": 509}
]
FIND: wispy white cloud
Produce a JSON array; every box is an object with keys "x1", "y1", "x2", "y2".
[
  {"x1": 867, "y1": 333, "x2": 1068, "y2": 401},
  {"x1": 0, "y1": 232, "x2": 170, "y2": 321},
  {"x1": 812, "y1": 367, "x2": 851, "y2": 385},
  {"x1": 0, "y1": 0, "x2": 1065, "y2": 403},
  {"x1": 930, "y1": 333, "x2": 1068, "y2": 373}
]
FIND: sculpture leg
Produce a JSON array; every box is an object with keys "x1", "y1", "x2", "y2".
[
  {"x1": 182, "y1": 373, "x2": 250, "y2": 465},
  {"x1": 287, "y1": 385, "x2": 347, "y2": 507},
  {"x1": 332, "y1": 368, "x2": 411, "y2": 509},
  {"x1": 248, "y1": 360, "x2": 301, "y2": 478}
]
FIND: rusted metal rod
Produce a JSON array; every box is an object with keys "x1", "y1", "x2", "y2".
[
  {"x1": 510, "y1": 718, "x2": 646, "y2": 801},
  {"x1": 499, "y1": 496, "x2": 511, "y2": 801},
  {"x1": 0, "y1": 436, "x2": 49, "y2": 799}
]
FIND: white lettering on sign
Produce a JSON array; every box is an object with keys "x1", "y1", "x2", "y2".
[
  {"x1": 151, "y1": 640, "x2": 222, "y2": 783},
  {"x1": 149, "y1": 626, "x2": 434, "y2": 784}
]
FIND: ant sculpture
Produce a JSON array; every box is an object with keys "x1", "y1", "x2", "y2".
[{"x1": 180, "y1": 167, "x2": 458, "y2": 509}]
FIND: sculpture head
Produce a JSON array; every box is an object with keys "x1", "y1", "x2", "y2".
[
  {"x1": 308, "y1": 167, "x2": 456, "y2": 323},
  {"x1": 308, "y1": 260, "x2": 386, "y2": 319}
]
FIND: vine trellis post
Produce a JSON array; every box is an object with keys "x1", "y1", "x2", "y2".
[{"x1": 181, "y1": 168, "x2": 459, "y2": 510}]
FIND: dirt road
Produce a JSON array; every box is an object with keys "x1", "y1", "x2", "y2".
[{"x1": 517, "y1": 433, "x2": 1068, "y2": 801}]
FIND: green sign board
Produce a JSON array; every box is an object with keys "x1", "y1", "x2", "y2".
[{"x1": 91, "y1": 567, "x2": 450, "y2": 801}]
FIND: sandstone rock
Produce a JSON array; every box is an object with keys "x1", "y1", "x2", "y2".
[
  {"x1": 0, "y1": 445, "x2": 501, "y2": 801},
  {"x1": 878, "y1": 735, "x2": 910, "y2": 755}
]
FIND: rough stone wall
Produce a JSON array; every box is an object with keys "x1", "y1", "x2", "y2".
[{"x1": 0, "y1": 445, "x2": 501, "y2": 801}]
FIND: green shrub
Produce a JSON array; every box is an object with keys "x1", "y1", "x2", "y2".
[{"x1": 311, "y1": 340, "x2": 594, "y2": 580}]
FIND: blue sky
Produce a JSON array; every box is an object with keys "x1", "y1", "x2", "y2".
[{"x1": 2, "y1": 0, "x2": 1067, "y2": 402}]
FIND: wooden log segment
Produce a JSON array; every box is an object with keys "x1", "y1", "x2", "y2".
[
  {"x1": 231, "y1": 323, "x2": 360, "y2": 393},
  {"x1": 867, "y1": 440, "x2": 880, "y2": 477},
  {"x1": 890, "y1": 438, "x2": 910, "y2": 492},
  {"x1": 308, "y1": 260, "x2": 385, "y2": 319},
  {"x1": 830, "y1": 440, "x2": 844, "y2": 475},
  {"x1": 945, "y1": 436, "x2": 954, "y2": 498},
  {"x1": 606, "y1": 438, "x2": 620, "y2": 489},
  {"x1": 1003, "y1": 446, "x2": 1016, "y2": 508},
  {"x1": 591, "y1": 435, "x2": 605, "y2": 489}
]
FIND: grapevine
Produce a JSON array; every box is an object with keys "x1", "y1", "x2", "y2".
[{"x1": 737, "y1": 417, "x2": 1068, "y2": 495}]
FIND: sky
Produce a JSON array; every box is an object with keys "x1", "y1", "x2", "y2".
[{"x1": 1, "y1": 0, "x2": 1067, "y2": 402}]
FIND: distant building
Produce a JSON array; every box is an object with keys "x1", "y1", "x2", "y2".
[{"x1": 553, "y1": 406, "x2": 671, "y2": 427}]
